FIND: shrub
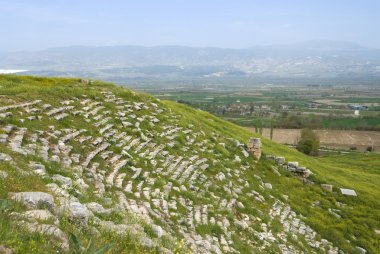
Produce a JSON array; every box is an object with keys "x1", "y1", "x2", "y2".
[{"x1": 297, "y1": 128, "x2": 320, "y2": 155}]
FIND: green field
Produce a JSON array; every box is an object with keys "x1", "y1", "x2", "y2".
[
  {"x1": 322, "y1": 117, "x2": 380, "y2": 129},
  {"x1": 151, "y1": 87, "x2": 380, "y2": 131},
  {"x1": 341, "y1": 97, "x2": 380, "y2": 103}
]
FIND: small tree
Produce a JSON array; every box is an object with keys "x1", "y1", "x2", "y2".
[
  {"x1": 297, "y1": 128, "x2": 320, "y2": 155},
  {"x1": 270, "y1": 118, "x2": 275, "y2": 140},
  {"x1": 257, "y1": 119, "x2": 263, "y2": 135}
]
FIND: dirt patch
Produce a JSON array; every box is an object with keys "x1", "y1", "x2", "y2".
[
  {"x1": 314, "y1": 99, "x2": 379, "y2": 106},
  {"x1": 246, "y1": 127, "x2": 380, "y2": 151}
]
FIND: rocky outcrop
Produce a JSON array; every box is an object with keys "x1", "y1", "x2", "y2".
[
  {"x1": 56, "y1": 202, "x2": 92, "y2": 226},
  {"x1": 20, "y1": 222, "x2": 69, "y2": 251},
  {"x1": 10, "y1": 210, "x2": 58, "y2": 224},
  {"x1": 9, "y1": 192, "x2": 55, "y2": 211},
  {"x1": 0, "y1": 245, "x2": 13, "y2": 254},
  {"x1": 85, "y1": 202, "x2": 111, "y2": 216}
]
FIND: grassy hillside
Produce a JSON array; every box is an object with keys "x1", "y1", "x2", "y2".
[
  {"x1": 0, "y1": 75, "x2": 379, "y2": 253},
  {"x1": 164, "y1": 101, "x2": 380, "y2": 253}
]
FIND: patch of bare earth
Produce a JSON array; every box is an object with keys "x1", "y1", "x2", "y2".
[{"x1": 246, "y1": 128, "x2": 380, "y2": 151}]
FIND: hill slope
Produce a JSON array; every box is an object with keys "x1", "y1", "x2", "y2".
[{"x1": 0, "y1": 75, "x2": 379, "y2": 253}]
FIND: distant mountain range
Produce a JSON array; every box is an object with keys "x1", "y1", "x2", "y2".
[{"x1": 1, "y1": 41, "x2": 380, "y2": 84}]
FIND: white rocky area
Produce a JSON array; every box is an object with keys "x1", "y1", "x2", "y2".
[{"x1": 0, "y1": 70, "x2": 28, "y2": 74}]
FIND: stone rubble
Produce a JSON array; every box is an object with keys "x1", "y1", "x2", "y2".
[
  {"x1": 9, "y1": 192, "x2": 55, "y2": 211},
  {"x1": 0, "y1": 89, "x2": 346, "y2": 254}
]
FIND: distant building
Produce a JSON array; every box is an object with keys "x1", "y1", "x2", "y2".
[
  {"x1": 281, "y1": 105, "x2": 289, "y2": 110},
  {"x1": 308, "y1": 103, "x2": 318, "y2": 109},
  {"x1": 349, "y1": 105, "x2": 368, "y2": 110}
]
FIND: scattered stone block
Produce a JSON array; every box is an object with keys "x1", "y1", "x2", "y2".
[
  {"x1": 340, "y1": 188, "x2": 357, "y2": 196},
  {"x1": 287, "y1": 161, "x2": 299, "y2": 168},
  {"x1": 321, "y1": 184, "x2": 333, "y2": 192},
  {"x1": 0, "y1": 153, "x2": 12, "y2": 162},
  {"x1": 138, "y1": 236, "x2": 155, "y2": 248},
  {"x1": 0, "y1": 245, "x2": 13, "y2": 254},
  {"x1": 86, "y1": 202, "x2": 110, "y2": 215},
  {"x1": 52, "y1": 174, "x2": 73, "y2": 188},
  {"x1": 0, "y1": 134, "x2": 8, "y2": 143},
  {"x1": 29, "y1": 161, "x2": 46, "y2": 176},
  {"x1": 216, "y1": 172, "x2": 226, "y2": 181},
  {"x1": 356, "y1": 247, "x2": 367, "y2": 254},
  {"x1": 20, "y1": 209, "x2": 57, "y2": 223},
  {"x1": 234, "y1": 219, "x2": 249, "y2": 230},
  {"x1": 275, "y1": 156, "x2": 285, "y2": 165},
  {"x1": 9, "y1": 192, "x2": 55, "y2": 211},
  {"x1": 97, "y1": 220, "x2": 131, "y2": 236},
  {"x1": 0, "y1": 170, "x2": 8, "y2": 179},
  {"x1": 2, "y1": 125, "x2": 14, "y2": 133},
  {"x1": 272, "y1": 166, "x2": 281, "y2": 176},
  {"x1": 57, "y1": 202, "x2": 92, "y2": 226},
  {"x1": 264, "y1": 183, "x2": 272, "y2": 189},
  {"x1": 20, "y1": 222, "x2": 69, "y2": 251},
  {"x1": 152, "y1": 224, "x2": 164, "y2": 238}
]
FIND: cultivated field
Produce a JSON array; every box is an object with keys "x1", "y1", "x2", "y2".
[
  {"x1": 151, "y1": 85, "x2": 380, "y2": 131},
  {"x1": 247, "y1": 128, "x2": 380, "y2": 151}
]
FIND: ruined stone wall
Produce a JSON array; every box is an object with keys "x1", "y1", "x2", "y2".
[{"x1": 247, "y1": 138, "x2": 262, "y2": 160}]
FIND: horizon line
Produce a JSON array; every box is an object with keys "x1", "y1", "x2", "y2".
[{"x1": 1, "y1": 40, "x2": 378, "y2": 54}]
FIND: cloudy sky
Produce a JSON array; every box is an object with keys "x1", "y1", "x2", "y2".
[{"x1": 0, "y1": 0, "x2": 379, "y2": 52}]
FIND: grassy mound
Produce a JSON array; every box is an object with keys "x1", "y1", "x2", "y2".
[{"x1": 0, "y1": 75, "x2": 378, "y2": 253}]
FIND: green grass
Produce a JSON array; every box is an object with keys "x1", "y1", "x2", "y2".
[
  {"x1": 0, "y1": 75, "x2": 379, "y2": 253},
  {"x1": 322, "y1": 117, "x2": 380, "y2": 129},
  {"x1": 341, "y1": 97, "x2": 380, "y2": 103},
  {"x1": 163, "y1": 99, "x2": 380, "y2": 253},
  {"x1": 195, "y1": 224, "x2": 223, "y2": 237}
]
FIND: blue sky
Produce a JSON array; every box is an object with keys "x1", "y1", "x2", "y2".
[{"x1": 0, "y1": 0, "x2": 379, "y2": 52}]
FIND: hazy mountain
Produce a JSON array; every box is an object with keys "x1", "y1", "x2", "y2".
[{"x1": 1, "y1": 41, "x2": 380, "y2": 82}]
